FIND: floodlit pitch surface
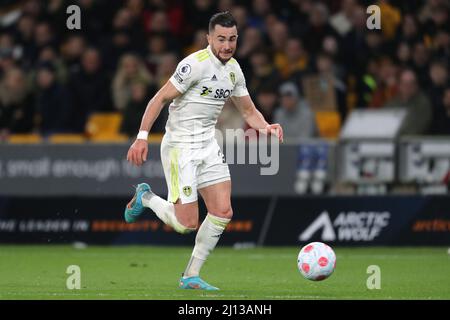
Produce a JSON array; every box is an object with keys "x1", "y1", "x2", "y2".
[{"x1": 0, "y1": 246, "x2": 449, "y2": 299}]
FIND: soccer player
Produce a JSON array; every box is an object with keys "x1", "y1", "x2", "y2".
[{"x1": 124, "y1": 12, "x2": 283, "y2": 290}]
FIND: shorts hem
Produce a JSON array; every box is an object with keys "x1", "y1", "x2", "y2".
[
  {"x1": 197, "y1": 176, "x2": 231, "y2": 189},
  {"x1": 167, "y1": 195, "x2": 198, "y2": 204}
]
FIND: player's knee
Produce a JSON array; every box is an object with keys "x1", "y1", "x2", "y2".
[
  {"x1": 211, "y1": 206, "x2": 233, "y2": 220},
  {"x1": 177, "y1": 215, "x2": 198, "y2": 232}
]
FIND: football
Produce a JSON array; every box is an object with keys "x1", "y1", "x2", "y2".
[{"x1": 297, "y1": 242, "x2": 336, "y2": 281}]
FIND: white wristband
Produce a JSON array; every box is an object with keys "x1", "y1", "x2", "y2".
[{"x1": 137, "y1": 130, "x2": 148, "y2": 140}]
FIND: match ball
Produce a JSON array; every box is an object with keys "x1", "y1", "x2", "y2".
[{"x1": 297, "y1": 242, "x2": 336, "y2": 281}]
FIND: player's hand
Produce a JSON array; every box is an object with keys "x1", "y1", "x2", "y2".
[
  {"x1": 266, "y1": 123, "x2": 284, "y2": 143},
  {"x1": 127, "y1": 139, "x2": 148, "y2": 166}
]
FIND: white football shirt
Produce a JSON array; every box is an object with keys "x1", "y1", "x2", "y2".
[{"x1": 167, "y1": 45, "x2": 249, "y2": 148}]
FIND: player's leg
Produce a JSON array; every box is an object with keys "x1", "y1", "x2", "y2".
[
  {"x1": 183, "y1": 180, "x2": 232, "y2": 278},
  {"x1": 179, "y1": 140, "x2": 231, "y2": 290},
  {"x1": 124, "y1": 183, "x2": 198, "y2": 233},
  {"x1": 141, "y1": 192, "x2": 198, "y2": 233},
  {"x1": 179, "y1": 180, "x2": 231, "y2": 290},
  {"x1": 124, "y1": 143, "x2": 199, "y2": 234}
]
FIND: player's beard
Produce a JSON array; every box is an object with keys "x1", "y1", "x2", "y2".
[{"x1": 211, "y1": 46, "x2": 234, "y2": 64}]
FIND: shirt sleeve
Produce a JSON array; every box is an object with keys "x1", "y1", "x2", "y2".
[
  {"x1": 169, "y1": 57, "x2": 202, "y2": 94},
  {"x1": 231, "y1": 63, "x2": 249, "y2": 97}
]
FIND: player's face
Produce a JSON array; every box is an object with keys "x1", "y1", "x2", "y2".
[{"x1": 207, "y1": 25, "x2": 238, "y2": 63}]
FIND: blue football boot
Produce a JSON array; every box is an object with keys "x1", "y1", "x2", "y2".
[
  {"x1": 124, "y1": 183, "x2": 151, "y2": 223},
  {"x1": 179, "y1": 275, "x2": 219, "y2": 291}
]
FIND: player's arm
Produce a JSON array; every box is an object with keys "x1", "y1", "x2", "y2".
[
  {"x1": 231, "y1": 95, "x2": 283, "y2": 142},
  {"x1": 127, "y1": 81, "x2": 182, "y2": 166}
]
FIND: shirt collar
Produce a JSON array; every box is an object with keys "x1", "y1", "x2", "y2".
[{"x1": 207, "y1": 45, "x2": 229, "y2": 67}]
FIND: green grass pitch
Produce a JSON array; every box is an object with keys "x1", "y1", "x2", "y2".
[{"x1": 0, "y1": 246, "x2": 449, "y2": 300}]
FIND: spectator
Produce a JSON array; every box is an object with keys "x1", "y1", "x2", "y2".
[
  {"x1": 378, "y1": 0, "x2": 402, "y2": 40},
  {"x1": 102, "y1": 8, "x2": 143, "y2": 70},
  {"x1": 329, "y1": 0, "x2": 357, "y2": 37},
  {"x1": 104, "y1": 31, "x2": 133, "y2": 73},
  {"x1": 364, "y1": 29, "x2": 386, "y2": 61},
  {"x1": 112, "y1": 53, "x2": 153, "y2": 110},
  {"x1": 22, "y1": 0, "x2": 44, "y2": 19},
  {"x1": 36, "y1": 45, "x2": 68, "y2": 84},
  {"x1": 287, "y1": 0, "x2": 313, "y2": 39},
  {"x1": 12, "y1": 15, "x2": 35, "y2": 68},
  {"x1": 0, "y1": 33, "x2": 21, "y2": 69},
  {"x1": 341, "y1": 5, "x2": 370, "y2": 76},
  {"x1": 218, "y1": 0, "x2": 234, "y2": 12},
  {"x1": 126, "y1": 0, "x2": 145, "y2": 20},
  {"x1": 274, "y1": 82, "x2": 318, "y2": 141},
  {"x1": 13, "y1": 14, "x2": 35, "y2": 46},
  {"x1": 423, "y1": 3, "x2": 449, "y2": 39},
  {"x1": 248, "y1": 0, "x2": 272, "y2": 30},
  {"x1": 45, "y1": 0, "x2": 70, "y2": 42},
  {"x1": 302, "y1": 2, "x2": 338, "y2": 55},
  {"x1": 31, "y1": 22, "x2": 56, "y2": 64},
  {"x1": 432, "y1": 87, "x2": 450, "y2": 135},
  {"x1": 411, "y1": 41, "x2": 430, "y2": 86},
  {"x1": 321, "y1": 36, "x2": 342, "y2": 71},
  {"x1": 184, "y1": 29, "x2": 208, "y2": 56},
  {"x1": 186, "y1": 0, "x2": 216, "y2": 33},
  {"x1": 0, "y1": 38, "x2": 17, "y2": 77},
  {"x1": 112, "y1": 6, "x2": 145, "y2": 47},
  {"x1": 230, "y1": 5, "x2": 248, "y2": 33},
  {"x1": 267, "y1": 20, "x2": 290, "y2": 62},
  {"x1": 142, "y1": 0, "x2": 184, "y2": 38},
  {"x1": 383, "y1": 69, "x2": 432, "y2": 136},
  {"x1": 427, "y1": 60, "x2": 449, "y2": 134},
  {"x1": 275, "y1": 37, "x2": 310, "y2": 80},
  {"x1": 396, "y1": 14, "x2": 422, "y2": 45},
  {"x1": 72, "y1": 0, "x2": 109, "y2": 44},
  {"x1": 60, "y1": 35, "x2": 87, "y2": 73},
  {"x1": 34, "y1": 63, "x2": 71, "y2": 135},
  {"x1": 433, "y1": 30, "x2": 450, "y2": 59},
  {"x1": 120, "y1": 80, "x2": 153, "y2": 136},
  {"x1": 145, "y1": 10, "x2": 171, "y2": 35},
  {"x1": 0, "y1": 68, "x2": 35, "y2": 137},
  {"x1": 396, "y1": 41, "x2": 412, "y2": 68},
  {"x1": 248, "y1": 49, "x2": 281, "y2": 96},
  {"x1": 145, "y1": 32, "x2": 170, "y2": 75},
  {"x1": 255, "y1": 86, "x2": 278, "y2": 124},
  {"x1": 354, "y1": 57, "x2": 378, "y2": 108},
  {"x1": 314, "y1": 52, "x2": 347, "y2": 119},
  {"x1": 154, "y1": 52, "x2": 178, "y2": 89},
  {"x1": 235, "y1": 27, "x2": 264, "y2": 71},
  {"x1": 67, "y1": 48, "x2": 113, "y2": 132},
  {"x1": 369, "y1": 57, "x2": 399, "y2": 108}
]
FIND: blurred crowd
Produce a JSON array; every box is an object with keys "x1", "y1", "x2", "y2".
[{"x1": 0, "y1": 0, "x2": 449, "y2": 141}]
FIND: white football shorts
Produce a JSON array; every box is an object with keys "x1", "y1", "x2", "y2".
[{"x1": 160, "y1": 136, "x2": 230, "y2": 204}]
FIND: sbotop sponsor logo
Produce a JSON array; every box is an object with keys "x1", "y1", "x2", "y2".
[{"x1": 299, "y1": 211, "x2": 391, "y2": 242}]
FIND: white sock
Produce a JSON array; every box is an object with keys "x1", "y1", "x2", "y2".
[
  {"x1": 183, "y1": 213, "x2": 230, "y2": 278},
  {"x1": 141, "y1": 192, "x2": 194, "y2": 234}
]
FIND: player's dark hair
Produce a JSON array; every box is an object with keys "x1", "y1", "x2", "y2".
[{"x1": 208, "y1": 11, "x2": 237, "y2": 32}]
